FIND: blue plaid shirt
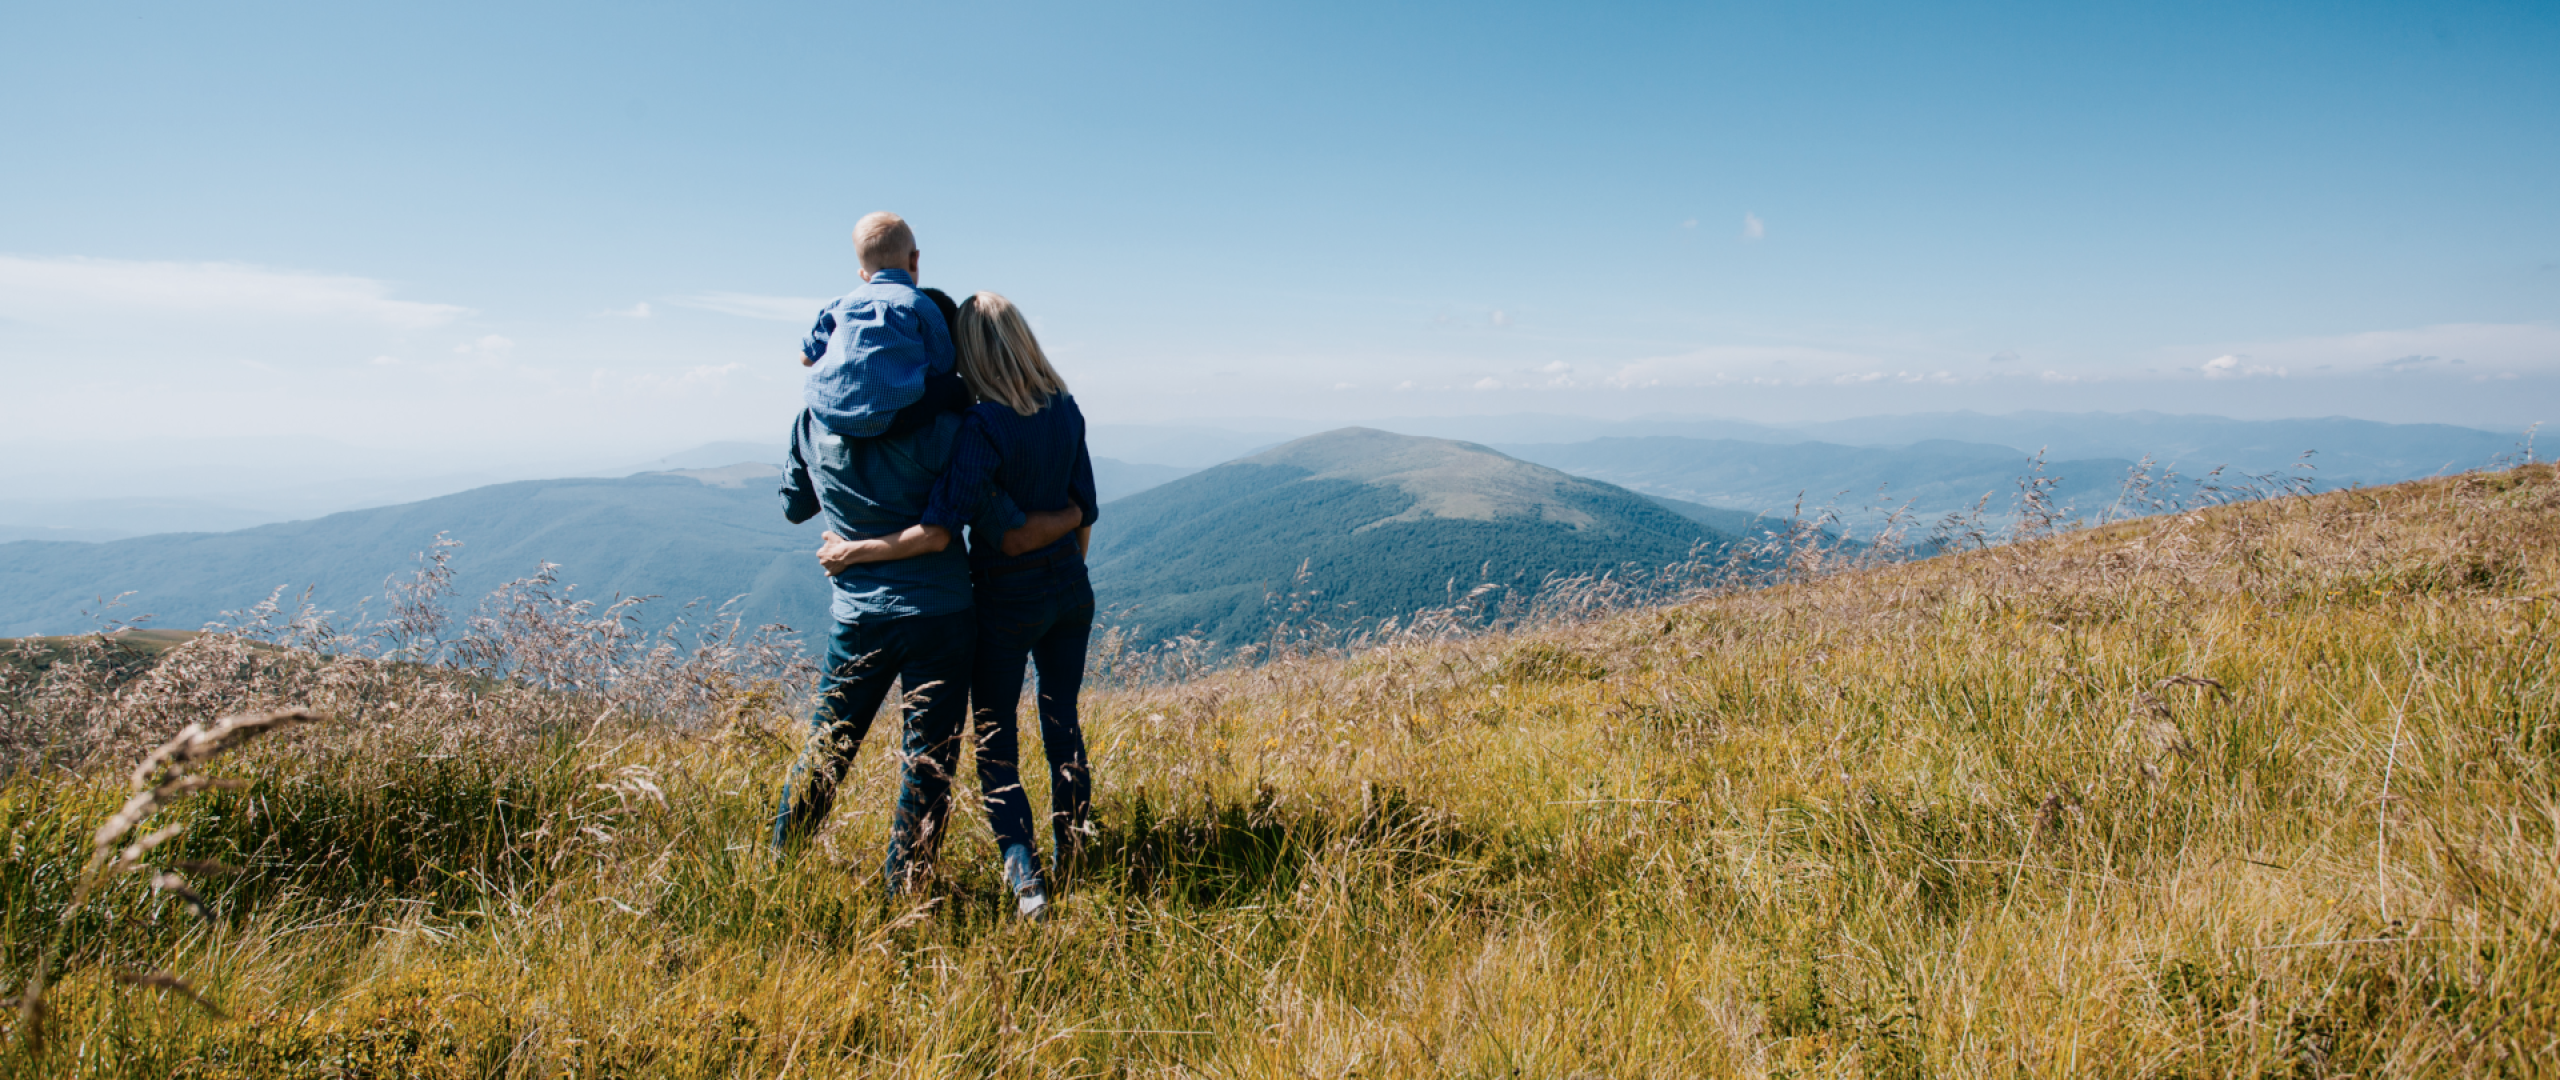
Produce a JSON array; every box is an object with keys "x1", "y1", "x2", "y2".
[
  {"x1": 800, "y1": 268, "x2": 955, "y2": 438},
  {"x1": 921, "y1": 395, "x2": 1101, "y2": 568}
]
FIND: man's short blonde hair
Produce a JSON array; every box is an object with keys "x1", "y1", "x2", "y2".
[{"x1": 852, "y1": 212, "x2": 916, "y2": 272}]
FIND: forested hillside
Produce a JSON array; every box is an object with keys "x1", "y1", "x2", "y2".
[
  {"x1": 0, "y1": 435, "x2": 1720, "y2": 650},
  {"x1": 1087, "y1": 429, "x2": 1728, "y2": 645}
]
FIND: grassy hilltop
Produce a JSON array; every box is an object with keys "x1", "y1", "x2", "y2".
[
  {"x1": 1090, "y1": 428, "x2": 1731, "y2": 646},
  {"x1": 1, "y1": 464, "x2": 2556, "y2": 1076}
]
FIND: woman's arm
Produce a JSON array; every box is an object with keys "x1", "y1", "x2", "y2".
[
  {"x1": 999, "y1": 507, "x2": 1085, "y2": 557},
  {"x1": 817, "y1": 525, "x2": 951, "y2": 574}
]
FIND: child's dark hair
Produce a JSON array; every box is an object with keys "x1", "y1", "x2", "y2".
[
  {"x1": 919, "y1": 287, "x2": 960, "y2": 330},
  {"x1": 878, "y1": 286, "x2": 974, "y2": 439}
]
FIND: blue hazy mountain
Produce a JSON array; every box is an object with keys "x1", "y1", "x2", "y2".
[
  {"x1": 1496, "y1": 437, "x2": 2142, "y2": 527},
  {"x1": 0, "y1": 471, "x2": 833, "y2": 640}
]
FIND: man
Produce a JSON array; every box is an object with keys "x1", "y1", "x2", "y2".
[{"x1": 771, "y1": 213, "x2": 1075, "y2": 900}]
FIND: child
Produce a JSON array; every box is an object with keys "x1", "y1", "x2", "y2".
[{"x1": 798, "y1": 212, "x2": 969, "y2": 438}]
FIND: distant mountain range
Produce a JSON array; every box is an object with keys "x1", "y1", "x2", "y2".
[
  {"x1": 0, "y1": 431, "x2": 1734, "y2": 646},
  {"x1": 1, "y1": 411, "x2": 2533, "y2": 644},
  {"x1": 1086, "y1": 429, "x2": 1732, "y2": 646},
  {"x1": 1345, "y1": 411, "x2": 2529, "y2": 481},
  {"x1": 1498, "y1": 438, "x2": 2140, "y2": 527},
  {"x1": 2, "y1": 411, "x2": 2523, "y2": 538},
  {"x1": 0, "y1": 474, "x2": 832, "y2": 640}
]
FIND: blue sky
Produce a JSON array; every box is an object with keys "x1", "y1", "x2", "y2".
[{"x1": 3, "y1": 0, "x2": 2555, "y2": 469}]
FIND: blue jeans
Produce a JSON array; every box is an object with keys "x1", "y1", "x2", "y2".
[
  {"x1": 771, "y1": 608, "x2": 973, "y2": 890},
  {"x1": 968, "y1": 561, "x2": 1096, "y2": 889}
]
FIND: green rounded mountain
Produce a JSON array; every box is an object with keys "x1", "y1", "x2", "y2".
[{"x1": 1087, "y1": 428, "x2": 1733, "y2": 646}]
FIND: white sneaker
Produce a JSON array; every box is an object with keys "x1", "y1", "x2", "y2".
[{"x1": 1016, "y1": 882, "x2": 1051, "y2": 922}]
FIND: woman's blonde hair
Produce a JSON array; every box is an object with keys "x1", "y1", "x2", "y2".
[{"x1": 955, "y1": 292, "x2": 1069, "y2": 416}]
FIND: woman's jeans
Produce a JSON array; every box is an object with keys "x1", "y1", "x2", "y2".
[
  {"x1": 770, "y1": 608, "x2": 973, "y2": 892},
  {"x1": 968, "y1": 561, "x2": 1096, "y2": 888}
]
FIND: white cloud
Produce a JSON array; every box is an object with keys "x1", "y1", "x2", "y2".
[
  {"x1": 1472, "y1": 377, "x2": 1503, "y2": 390},
  {"x1": 2201, "y1": 353, "x2": 2287, "y2": 380},
  {"x1": 0, "y1": 254, "x2": 467, "y2": 329},
  {"x1": 1741, "y1": 213, "x2": 1766, "y2": 241},
  {"x1": 1488, "y1": 308, "x2": 1512, "y2": 329},
  {"x1": 454, "y1": 334, "x2": 516, "y2": 356},
  {"x1": 1332, "y1": 382, "x2": 1355, "y2": 390},
  {"x1": 602, "y1": 302, "x2": 653, "y2": 319},
  {"x1": 1538, "y1": 361, "x2": 1571, "y2": 374},
  {"x1": 1680, "y1": 218, "x2": 1699, "y2": 229},
  {"x1": 369, "y1": 355, "x2": 402, "y2": 367},
  {"x1": 669, "y1": 291, "x2": 829, "y2": 323},
  {"x1": 1394, "y1": 380, "x2": 1416, "y2": 391}
]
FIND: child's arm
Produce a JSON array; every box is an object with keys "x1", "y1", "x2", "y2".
[{"x1": 799, "y1": 306, "x2": 836, "y2": 368}]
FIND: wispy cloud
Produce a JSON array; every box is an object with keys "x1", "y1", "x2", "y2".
[
  {"x1": 600, "y1": 302, "x2": 653, "y2": 319},
  {"x1": 2175, "y1": 323, "x2": 2559, "y2": 380},
  {"x1": 1602, "y1": 344, "x2": 1889, "y2": 388},
  {"x1": 669, "y1": 291, "x2": 828, "y2": 323},
  {"x1": 0, "y1": 254, "x2": 468, "y2": 329},
  {"x1": 1741, "y1": 213, "x2": 1766, "y2": 241}
]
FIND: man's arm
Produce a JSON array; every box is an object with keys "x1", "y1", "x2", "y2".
[
  {"x1": 818, "y1": 525, "x2": 951, "y2": 574},
  {"x1": 779, "y1": 418, "x2": 821, "y2": 525},
  {"x1": 1000, "y1": 507, "x2": 1085, "y2": 557}
]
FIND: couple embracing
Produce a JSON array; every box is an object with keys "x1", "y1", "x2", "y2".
[{"x1": 773, "y1": 211, "x2": 1097, "y2": 922}]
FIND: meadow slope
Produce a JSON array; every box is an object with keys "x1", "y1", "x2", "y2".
[{"x1": 2, "y1": 464, "x2": 2555, "y2": 1077}]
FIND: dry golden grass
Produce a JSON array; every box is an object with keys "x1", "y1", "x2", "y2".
[{"x1": 2, "y1": 464, "x2": 2555, "y2": 1077}]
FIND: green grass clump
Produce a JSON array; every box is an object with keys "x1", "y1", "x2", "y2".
[{"x1": 3, "y1": 465, "x2": 2556, "y2": 1077}]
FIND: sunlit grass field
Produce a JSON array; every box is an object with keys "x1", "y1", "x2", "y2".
[{"x1": 4, "y1": 464, "x2": 2555, "y2": 1077}]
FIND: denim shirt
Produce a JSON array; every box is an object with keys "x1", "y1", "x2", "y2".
[
  {"x1": 800, "y1": 268, "x2": 956, "y2": 438},
  {"x1": 920, "y1": 395, "x2": 1101, "y2": 569},
  {"x1": 779, "y1": 408, "x2": 1021, "y2": 623}
]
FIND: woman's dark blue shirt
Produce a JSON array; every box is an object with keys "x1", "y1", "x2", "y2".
[{"x1": 920, "y1": 394, "x2": 1100, "y2": 569}]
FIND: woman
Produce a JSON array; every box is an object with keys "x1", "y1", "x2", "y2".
[{"x1": 819, "y1": 291, "x2": 1098, "y2": 920}]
